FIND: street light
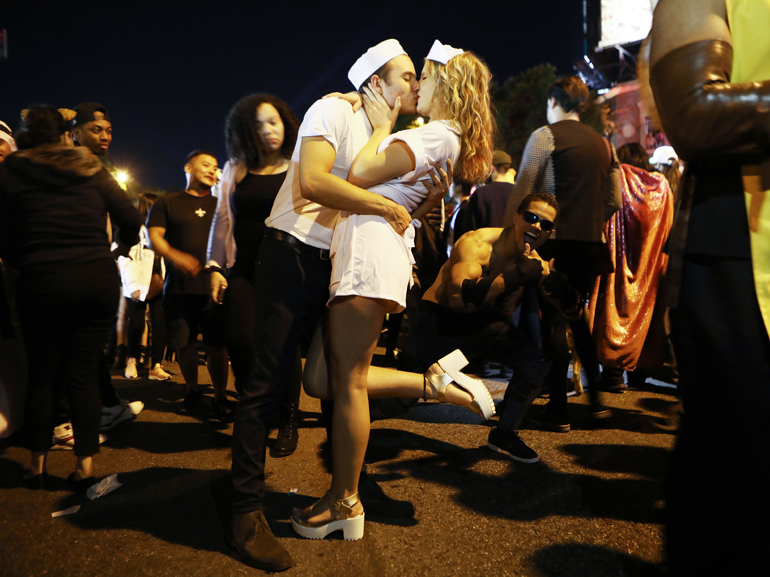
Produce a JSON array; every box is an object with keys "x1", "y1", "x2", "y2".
[{"x1": 115, "y1": 170, "x2": 129, "y2": 184}]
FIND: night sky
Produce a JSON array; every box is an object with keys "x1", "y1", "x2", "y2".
[{"x1": 0, "y1": 1, "x2": 585, "y2": 189}]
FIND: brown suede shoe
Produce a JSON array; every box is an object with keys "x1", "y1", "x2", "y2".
[{"x1": 225, "y1": 509, "x2": 292, "y2": 572}]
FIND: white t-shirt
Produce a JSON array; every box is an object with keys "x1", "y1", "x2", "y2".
[
  {"x1": 368, "y1": 120, "x2": 461, "y2": 213},
  {"x1": 266, "y1": 98, "x2": 373, "y2": 250}
]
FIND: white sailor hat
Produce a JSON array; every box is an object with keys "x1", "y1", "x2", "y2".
[
  {"x1": 348, "y1": 39, "x2": 408, "y2": 90},
  {"x1": 425, "y1": 39, "x2": 464, "y2": 65}
]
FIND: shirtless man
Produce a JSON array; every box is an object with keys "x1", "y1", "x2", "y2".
[
  {"x1": 402, "y1": 192, "x2": 574, "y2": 462},
  {"x1": 650, "y1": 1, "x2": 770, "y2": 573}
]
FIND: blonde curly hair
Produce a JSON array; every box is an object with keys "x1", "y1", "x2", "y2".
[{"x1": 424, "y1": 51, "x2": 495, "y2": 182}]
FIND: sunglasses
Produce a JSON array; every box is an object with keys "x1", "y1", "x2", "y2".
[{"x1": 522, "y1": 211, "x2": 555, "y2": 232}]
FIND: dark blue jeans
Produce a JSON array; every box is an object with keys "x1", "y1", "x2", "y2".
[{"x1": 231, "y1": 231, "x2": 331, "y2": 514}]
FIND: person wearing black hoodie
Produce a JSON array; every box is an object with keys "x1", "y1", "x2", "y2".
[{"x1": 0, "y1": 106, "x2": 142, "y2": 492}]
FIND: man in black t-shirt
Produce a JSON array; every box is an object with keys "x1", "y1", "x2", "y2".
[{"x1": 147, "y1": 150, "x2": 232, "y2": 422}]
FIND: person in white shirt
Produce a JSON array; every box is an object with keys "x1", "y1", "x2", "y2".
[
  {"x1": 227, "y1": 39, "x2": 444, "y2": 572},
  {"x1": 292, "y1": 40, "x2": 495, "y2": 542}
]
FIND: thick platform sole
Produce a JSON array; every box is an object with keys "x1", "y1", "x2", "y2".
[
  {"x1": 291, "y1": 513, "x2": 365, "y2": 541},
  {"x1": 437, "y1": 350, "x2": 496, "y2": 420}
]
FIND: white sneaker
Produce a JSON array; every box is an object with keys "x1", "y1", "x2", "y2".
[
  {"x1": 149, "y1": 363, "x2": 172, "y2": 381},
  {"x1": 51, "y1": 431, "x2": 108, "y2": 451},
  {"x1": 52, "y1": 422, "x2": 73, "y2": 444},
  {"x1": 125, "y1": 357, "x2": 138, "y2": 379},
  {"x1": 123, "y1": 399, "x2": 144, "y2": 416}
]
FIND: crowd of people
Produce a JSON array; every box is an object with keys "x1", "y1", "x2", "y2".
[{"x1": 2, "y1": 3, "x2": 768, "y2": 571}]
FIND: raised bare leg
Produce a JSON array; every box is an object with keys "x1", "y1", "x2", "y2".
[{"x1": 303, "y1": 326, "x2": 477, "y2": 410}]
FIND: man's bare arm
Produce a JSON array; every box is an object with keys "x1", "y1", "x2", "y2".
[
  {"x1": 442, "y1": 234, "x2": 545, "y2": 311},
  {"x1": 443, "y1": 239, "x2": 506, "y2": 311},
  {"x1": 299, "y1": 136, "x2": 411, "y2": 236},
  {"x1": 147, "y1": 226, "x2": 201, "y2": 277},
  {"x1": 410, "y1": 160, "x2": 453, "y2": 222}
]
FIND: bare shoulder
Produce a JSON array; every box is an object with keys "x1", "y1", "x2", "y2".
[
  {"x1": 448, "y1": 229, "x2": 500, "y2": 277},
  {"x1": 651, "y1": 0, "x2": 730, "y2": 67},
  {"x1": 454, "y1": 228, "x2": 501, "y2": 259}
]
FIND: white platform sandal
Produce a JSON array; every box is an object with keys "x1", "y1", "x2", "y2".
[
  {"x1": 291, "y1": 492, "x2": 365, "y2": 541},
  {"x1": 424, "y1": 349, "x2": 496, "y2": 420}
]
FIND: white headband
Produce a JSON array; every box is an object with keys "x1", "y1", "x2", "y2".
[
  {"x1": 348, "y1": 39, "x2": 408, "y2": 90},
  {"x1": 426, "y1": 39, "x2": 464, "y2": 65},
  {"x1": 0, "y1": 121, "x2": 16, "y2": 152}
]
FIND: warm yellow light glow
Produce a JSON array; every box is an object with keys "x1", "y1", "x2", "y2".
[
  {"x1": 116, "y1": 170, "x2": 129, "y2": 184},
  {"x1": 416, "y1": 117, "x2": 425, "y2": 126}
]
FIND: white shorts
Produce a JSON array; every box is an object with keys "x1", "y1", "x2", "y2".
[{"x1": 329, "y1": 213, "x2": 415, "y2": 312}]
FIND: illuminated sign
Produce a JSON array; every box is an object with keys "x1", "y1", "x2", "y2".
[{"x1": 599, "y1": 0, "x2": 658, "y2": 48}]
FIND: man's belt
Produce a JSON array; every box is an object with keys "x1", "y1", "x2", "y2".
[{"x1": 265, "y1": 228, "x2": 330, "y2": 260}]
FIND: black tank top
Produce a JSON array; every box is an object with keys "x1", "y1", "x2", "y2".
[{"x1": 230, "y1": 171, "x2": 287, "y2": 281}]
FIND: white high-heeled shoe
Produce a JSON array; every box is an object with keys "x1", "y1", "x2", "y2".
[
  {"x1": 291, "y1": 492, "x2": 365, "y2": 541},
  {"x1": 424, "y1": 349, "x2": 496, "y2": 420}
]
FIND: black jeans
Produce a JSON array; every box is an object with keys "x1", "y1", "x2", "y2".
[
  {"x1": 667, "y1": 255, "x2": 770, "y2": 576},
  {"x1": 231, "y1": 231, "x2": 331, "y2": 514},
  {"x1": 17, "y1": 261, "x2": 119, "y2": 456},
  {"x1": 125, "y1": 295, "x2": 166, "y2": 365},
  {"x1": 537, "y1": 240, "x2": 606, "y2": 410},
  {"x1": 402, "y1": 288, "x2": 549, "y2": 431},
  {"x1": 224, "y1": 270, "x2": 302, "y2": 401}
]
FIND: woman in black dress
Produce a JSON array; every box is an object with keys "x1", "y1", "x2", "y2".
[
  {"x1": 207, "y1": 94, "x2": 301, "y2": 456},
  {"x1": 0, "y1": 106, "x2": 142, "y2": 490}
]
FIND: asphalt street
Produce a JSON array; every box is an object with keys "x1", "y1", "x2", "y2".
[{"x1": 1, "y1": 354, "x2": 676, "y2": 576}]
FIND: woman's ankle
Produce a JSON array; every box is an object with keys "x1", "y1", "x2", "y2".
[
  {"x1": 29, "y1": 452, "x2": 47, "y2": 475},
  {"x1": 75, "y1": 455, "x2": 93, "y2": 478}
]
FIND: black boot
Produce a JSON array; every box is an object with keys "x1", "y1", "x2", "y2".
[{"x1": 270, "y1": 402, "x2": 299, "y2": 458}]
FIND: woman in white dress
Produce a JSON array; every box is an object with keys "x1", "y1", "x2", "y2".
[{"x1": 293, "y1": 41, "x2": 495, "y2": 540}]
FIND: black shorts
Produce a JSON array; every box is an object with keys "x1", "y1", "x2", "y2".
[{"x1": 163, "y1": 294, "x2": 226, "y2": 349}]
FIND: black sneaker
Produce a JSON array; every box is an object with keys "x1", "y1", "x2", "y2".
[
  {"x1": 225, "y1": 510, "x2": 292, "y2": 572},
  {"x1": 211, "y1": 398, "x2": 235, "y2": 423},
  {"x1": 271, "y1": 402, "x2": 299, "y2": 458},
  {"x1": 590, "y1": 401, "x2": 613, "y2": 421},
  {"x1": 487, "y1": 427, "x2": 539, "y2": 463},
  {"x1": 529, "y1": 407, "x2": 571, "y2": 432},
  {"x1": 181, "y1": 388, "x2": 204, "y2": 414},
  {"x1": 358, "y1": 474, "x2": 415, "y2": 518}
]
